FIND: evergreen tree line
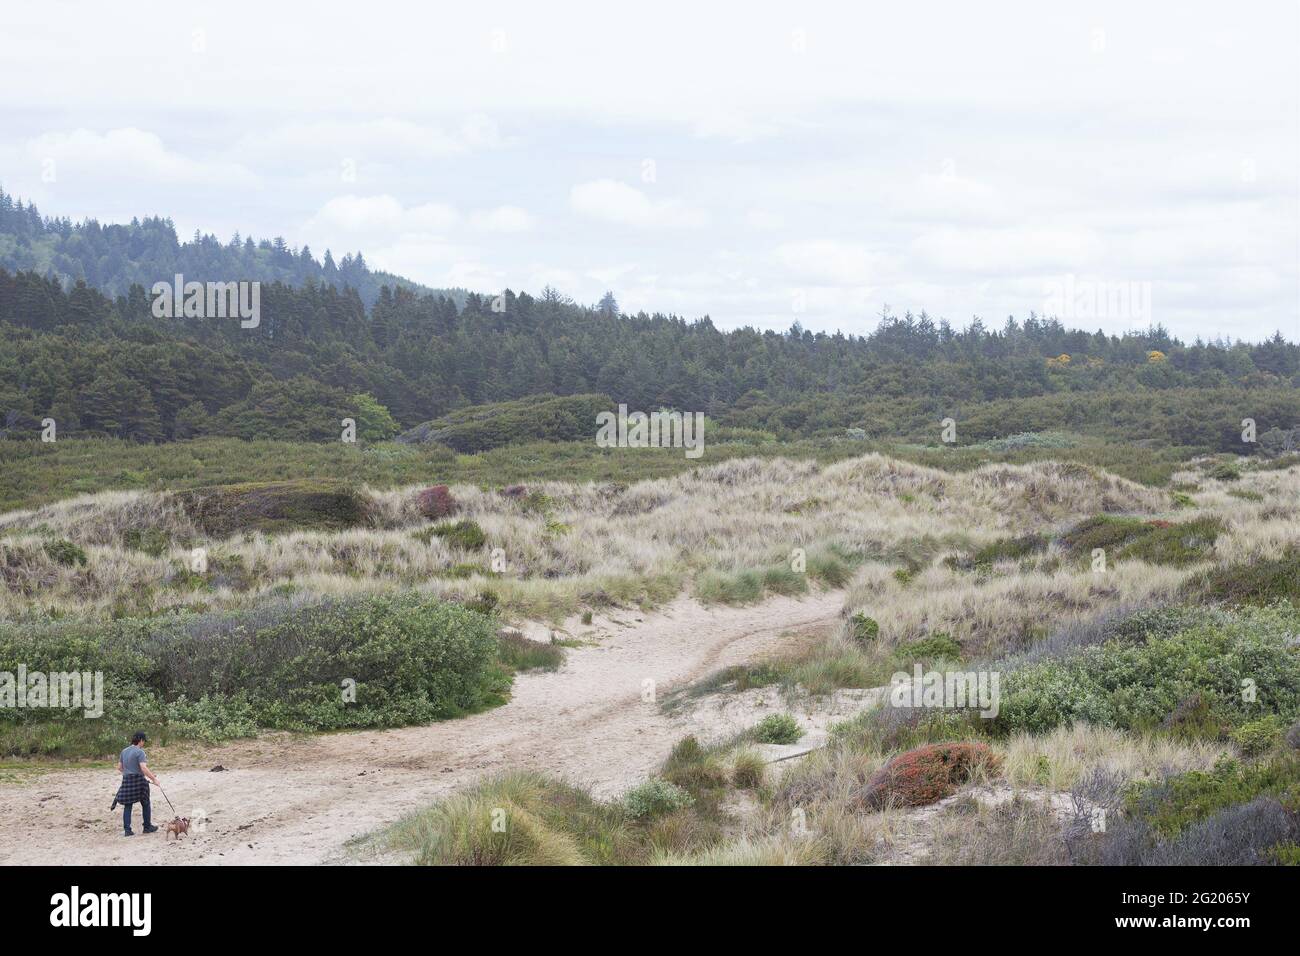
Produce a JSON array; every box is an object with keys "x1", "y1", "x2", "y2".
[{"x1": 1, "y1": 264, "x2": 1297, "y2": 448}]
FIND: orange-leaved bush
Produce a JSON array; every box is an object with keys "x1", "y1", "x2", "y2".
[{"x1": 858, "y1": 742, "x2": 1000, "y2": 810}]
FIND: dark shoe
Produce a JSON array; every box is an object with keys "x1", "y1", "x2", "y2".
[
  {"x1": 123, "y1": 830, "x2": 135, "y2": 837},
  {"x1": 142, "y1": 825, "x2": 159, "y2": 833}
]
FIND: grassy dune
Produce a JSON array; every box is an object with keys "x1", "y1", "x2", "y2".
[
  {"x1": 354, "y1": 455, "x2": 1300, "y2": 866},
  {"x1": 0, "y1": 452, "x2": 1179, "y2": 621}
]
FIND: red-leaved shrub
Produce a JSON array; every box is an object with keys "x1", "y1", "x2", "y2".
[
  {"x1": 500, "y1": 484, "x2": 528, "y2": 499},
  {"x1": 416, "y1": 485, "x2": 456, "y2": 519},
  {"x1": 858, "y1": 742, "x2": 1000, "y2": 810}
]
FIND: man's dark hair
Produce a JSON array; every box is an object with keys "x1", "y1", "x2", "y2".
[{"x1": 131, "y1": 731, "x2": 147, "y2": 744}]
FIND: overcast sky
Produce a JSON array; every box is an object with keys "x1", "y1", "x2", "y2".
[{"x1": 2, "y1": 0, "x2": 1297, "y2": 341}]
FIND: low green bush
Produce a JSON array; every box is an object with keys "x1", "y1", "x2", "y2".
[
  {"x1": 894, "y1": 632, "x2": 963, "y2": 662},
  {"x1": 754, "y1": 712, "x2": 803, "y2": 745},
  {"x1": 0, "y1": 594, "x2": 506, "y2": 757},
  {"x1": 1125, "y1": 754, "x2": 1300, "y2": 838},
  {"x1": 624, "y1": 778, "x2": 694, "y2": 820},
  {"x1": 1230, "y1": 715, "x2": 1287, "y2": 757},
  {"x1": 992, "y1": 605, "x2": 1300, "y2": 737}
]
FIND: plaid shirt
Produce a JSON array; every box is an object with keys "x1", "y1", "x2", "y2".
[{"x1": 111, "y1": 773, "x2": 150, "y2": 808}]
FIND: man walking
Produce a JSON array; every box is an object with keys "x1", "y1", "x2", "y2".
[{"x1": 110, "y1": 731, "x2": 160, "y2": 836}]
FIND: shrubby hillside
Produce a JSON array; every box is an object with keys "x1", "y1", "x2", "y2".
[{"x1": 2, "y1": 259, "x2": 1297, "y2": 449}]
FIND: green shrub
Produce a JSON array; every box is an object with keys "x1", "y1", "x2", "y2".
[
  {"x1": 754, "y1": 712, "x2": 804, "y2": 745},
  {"x1": 993, "y1": 605, "x2": 1300, "y2": 737},
  {"x1": 1106, "y1": 606, "x2": 1212, "y2": 645},
  {"x1": 894, "y1": 632, "x2": 963, "y2": 662},
  {"x1": 1230, "y1": 716, "x2": 1287, "y2": 757},
  {"x1": 624, "y1": 778, "x2": 694, "y2": 820},
  {"x1": 175, "y1": 480, "x2": 375, "y2": 538},
  {"x1": 1268, "y1": 842, "x2": 1300, "y2": 865},
  {"x1": 1125, "y1": 754, "x2": 1300, "y2": 838},
  {"x1": 1208, "y1": 462, "x2": 1242, "y2": 481},
  {"x1": 42, "y1": 538, "x2": 87, "y2": 567},
  {"x1": 0, "y1": 594, "x2": 506, "y2": 756}
]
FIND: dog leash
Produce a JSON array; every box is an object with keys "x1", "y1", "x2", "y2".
[{"x1": 157, "y1": 783, "x2": 178, "y2": 816}]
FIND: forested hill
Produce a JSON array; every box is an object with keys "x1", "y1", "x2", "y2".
[
  {"x1": 0, "y1": 187, "x2": 461, "y2": 307},
  {"x1": 2, "y1": 262, "x2": 1298, "y2": 450}
]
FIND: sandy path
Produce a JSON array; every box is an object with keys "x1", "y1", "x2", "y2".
[{"x1": 0, "y1": 590, "x2": 842, "y2": 865}]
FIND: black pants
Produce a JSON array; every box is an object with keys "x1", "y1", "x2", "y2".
[{"x1": 123, "y1": 794, "x2": 151, "y2": 833}]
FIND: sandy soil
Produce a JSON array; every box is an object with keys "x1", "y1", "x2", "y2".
[{"x1": 0, "y1": 590, "x2": 843, "y2": 865}]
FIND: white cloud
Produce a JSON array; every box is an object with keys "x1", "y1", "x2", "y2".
[
  {"x1": 471, "y1": 205, "x2": 535, "y2": 233},
  {"x1": 744, "y1": 209, "x2": 783, "y2": 231},
  {"x1": 0, "y1": 3, "x2": 1294, "y2": 340},
  {"x1": 910, "y1": 226, "x2": 1106, "y2": 274},
  {"x1": 5, "y1": 128, "x2": 256, "y2": 188},
  {"x1": 570, "y1": 180, "x2": 707, "y2": 229},
  {"x1": 302, "y1": 195, "x2": 459, "y2": 241},
  {"x1": 775, "y1": 240, "x2": 880, "y2": 287},
  {"x1": 233, "y1": 116, "x2": 503, "y2": 166}
]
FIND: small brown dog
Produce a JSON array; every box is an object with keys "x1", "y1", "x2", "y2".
[{"x1": 165, "y1": 817, "x2": 191, "y2": 841}]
